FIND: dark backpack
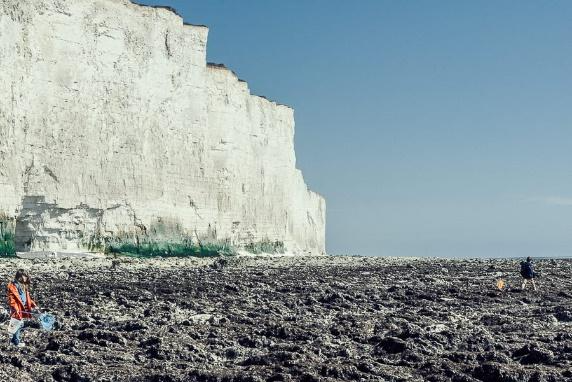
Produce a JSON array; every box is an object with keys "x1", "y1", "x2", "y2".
[{"x1": 520, "y1": 261, "x2": 533, "y2": 278}]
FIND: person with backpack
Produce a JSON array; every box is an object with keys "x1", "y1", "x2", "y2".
[
  {"x1": 520, "y1": 257, "x2": 537, "y2": 291},
  {"x1": 6, "y1": 269, "x2": 38, "y2": 347}
]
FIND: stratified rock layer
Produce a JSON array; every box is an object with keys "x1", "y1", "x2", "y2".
[{"x1": 0, "y1": 0, "x2": 325, "y2": 254}]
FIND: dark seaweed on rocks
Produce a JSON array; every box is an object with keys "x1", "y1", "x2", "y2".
[{"x1": 0, "y1": 256, "x2": 571, "y2": 381}]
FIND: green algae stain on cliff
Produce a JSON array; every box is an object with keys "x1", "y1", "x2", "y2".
[
  {"x1": 107, "y1": 240, "x2": 236, "y2": 258},
  {"x1": 0, "y1": 214, "x2": 16, "y2": 257},
  {"x1": 244, "y1": 240, "x2": 285, "y2": 255},
  {"x1": 80, "y1": 218, "x2": 287, "y2": 258}
]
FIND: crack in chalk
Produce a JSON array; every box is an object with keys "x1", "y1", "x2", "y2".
[
  {"x1": 188, "y1": 196, "x2": 203, "y2": 219},
  {"x1": 43, "y1": 166, "x2": 59, "y2": 183},
  {"x1": 165, "y1": 31, "x2": 172, "y2": 58}
]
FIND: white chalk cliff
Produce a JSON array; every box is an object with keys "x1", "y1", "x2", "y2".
[{"x1": 0, "y1": 0, "x2": 326, "y2": 254}]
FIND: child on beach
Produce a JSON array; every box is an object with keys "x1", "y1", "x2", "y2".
[{"x1": 6, "y1": 269, "x2": 38, "y2": 347}]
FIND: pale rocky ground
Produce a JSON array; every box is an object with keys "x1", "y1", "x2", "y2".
[
  {"x1": 0, "y1": 256, "x2": 571, "y2": 381},
  {"x1": 0, "y1": 0, "x2": 325, "y2": 254}
]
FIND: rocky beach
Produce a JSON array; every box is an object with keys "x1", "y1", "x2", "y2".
[{"x1": 0, "y1": 256, "x2": 571, "y2": 381}]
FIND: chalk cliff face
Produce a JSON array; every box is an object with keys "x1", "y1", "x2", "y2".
[{"x1": 0, "y1": 0, "x2": 326, "y2": 254}]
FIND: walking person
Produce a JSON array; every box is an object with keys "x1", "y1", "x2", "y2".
[
  {"x1": 6, "y1": 269, "x2": 38, "y2": 347},
  {"x1": 520, "y1": 257, "x2": 537, "y2": 291}
]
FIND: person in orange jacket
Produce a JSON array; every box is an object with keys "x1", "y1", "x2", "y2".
[{"x1": 7, "y1": 269, "x2": 38, "y2": 347}]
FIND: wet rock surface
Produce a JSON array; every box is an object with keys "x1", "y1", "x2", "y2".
[{"x1": 0, "y1": 256, "x2": 571, "y2": 381}]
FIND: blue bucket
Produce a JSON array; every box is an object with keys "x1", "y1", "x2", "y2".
[{"x1": 38, "y1": 313, "x2": 56, "y2": 331}]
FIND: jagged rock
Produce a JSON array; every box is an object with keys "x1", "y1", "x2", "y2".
[
  {"x1": 375, "y1": 337, "x2": 408, "y2": 354},
  {"x1": 513, "y1": 345, "x2": 555, "y2": 365},
  {"x1": 0, "y1": 257, "x2": 571, "y2": 380},
  {"x1": 472, "y1": 362, "x2": 527, "y2": 382}
]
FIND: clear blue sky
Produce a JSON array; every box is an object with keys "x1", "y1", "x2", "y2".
[{"x1": 138, "y1": 0, "x2": 572, "y2": 258}]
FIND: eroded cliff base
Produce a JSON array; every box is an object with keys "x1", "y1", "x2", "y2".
[{"x1": 1, "y1": 257, "x2": 571, "y2": 381}]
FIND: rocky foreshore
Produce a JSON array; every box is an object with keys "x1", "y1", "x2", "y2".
[{"x1": 0, "y1": 256, "x2": 571, "y2": 381}]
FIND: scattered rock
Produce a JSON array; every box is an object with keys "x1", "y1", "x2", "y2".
[
  {"x1": 376, "y1": 337, "x2": 408, "y2": 354},
  {"x1": 0, "y1": 256, "x2": 570, "y2": 380}
]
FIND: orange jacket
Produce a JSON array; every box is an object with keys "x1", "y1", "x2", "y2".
[{"x1": 7, "y1": 282, "x2": 36, "y2": 320}]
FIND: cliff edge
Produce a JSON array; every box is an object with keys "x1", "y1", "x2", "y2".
[{"x1": 0, "y1": 0, "x2": 326, "y2": 255}]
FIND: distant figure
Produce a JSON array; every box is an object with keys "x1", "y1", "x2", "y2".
[
  {"x1": 520, "y1": 257, "x2": 537, "y2": 291},
  {"x1": 6, "y1": 269, "x2": 38, "y2": 347}
]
